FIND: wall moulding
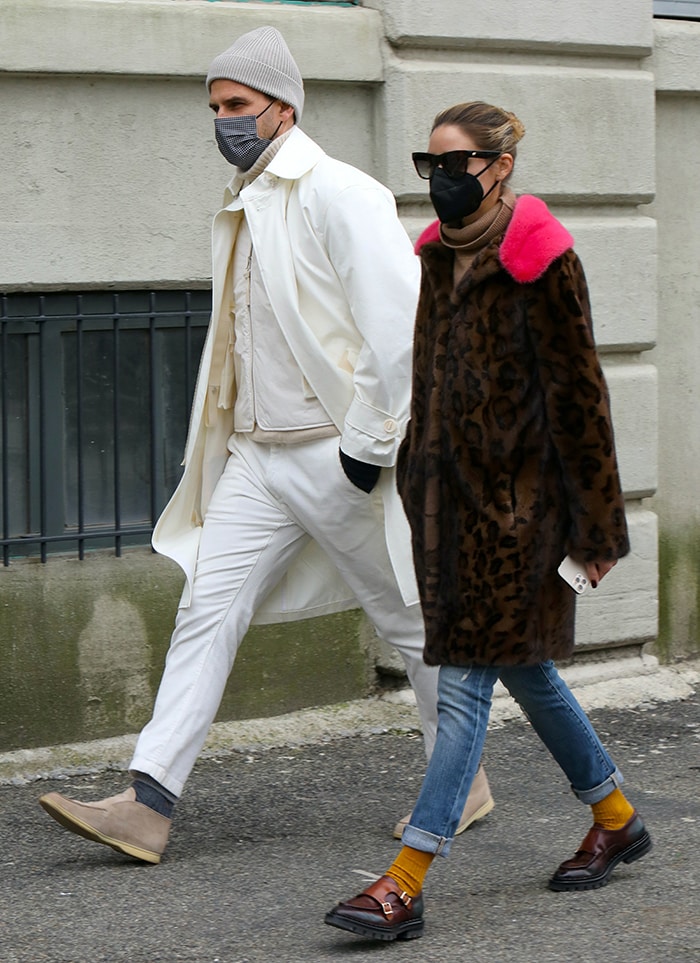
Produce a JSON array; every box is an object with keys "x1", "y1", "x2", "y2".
[{"x1": 0, "y1": 0, "x2": 383, "y2": 82}]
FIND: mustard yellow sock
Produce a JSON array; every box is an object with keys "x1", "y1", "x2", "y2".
[
  {"x1": 590, "y1": 787, "x2": 635, "y2": 831},
  {"x1": 386, "y1": 846, "x2": 435, "y2": 898}
]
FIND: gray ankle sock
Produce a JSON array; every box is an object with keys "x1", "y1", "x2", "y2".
[{"x1": 132, "y1": 778, "x2": 175, "y2": 818}]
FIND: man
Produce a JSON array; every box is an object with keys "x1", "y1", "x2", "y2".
[{"x1": 39, "y1": 26, "x2": 493, "y2": 864}]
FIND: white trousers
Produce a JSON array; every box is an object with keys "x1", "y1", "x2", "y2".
[{"x1": 130, "y1": 434, "x2": 438, "y2": 797}]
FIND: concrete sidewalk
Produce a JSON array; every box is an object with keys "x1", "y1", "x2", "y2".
[{"x1": 0, "y1": 657, "x2": 698, "y2": 962}]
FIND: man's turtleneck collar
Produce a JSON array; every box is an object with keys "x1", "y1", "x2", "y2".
[{"x1": 238, "y1": 127, "x2": 295, "y2": 186}]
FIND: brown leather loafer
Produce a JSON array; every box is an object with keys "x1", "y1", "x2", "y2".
[
  {"x1": 549, "y1": 812, "x2": 652, "y2": 891},
  {"x1": 325, "y1": 874, "x2": 424, "y2": 941}
]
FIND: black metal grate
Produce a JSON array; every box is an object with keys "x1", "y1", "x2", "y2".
[{"x1": 0, "y1": 290, "x2": 210, "y2": 564}]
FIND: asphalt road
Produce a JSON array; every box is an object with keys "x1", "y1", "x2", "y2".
[{"x1": 1, "y1": 693, "x2": 698, "y2": 963}]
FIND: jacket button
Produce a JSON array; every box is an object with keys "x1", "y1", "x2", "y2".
[{"x1": 383, "y1": 419, "x2": 397, "y2": 433}]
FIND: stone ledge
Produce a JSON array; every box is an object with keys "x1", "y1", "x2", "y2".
[
  {"x1": 0, "y1": 0, "x2": 383, "y2": 81},
  {"x1": 385, "y1": 653, "x2": 698, "y2": 725},
  {"x1": 653, "y1": 19, "x2": 700, "y2": 92},
  {"x1": 371, "y1": 0, "x2": 652, "y2": 54}
]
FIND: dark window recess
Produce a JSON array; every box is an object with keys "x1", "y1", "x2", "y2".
[
  {"x1": 0, "y1": 290, "x2": 210, "y2": 564},
  {"x1": 653, "y1": 1, "x2": 700, "y2": 20}
]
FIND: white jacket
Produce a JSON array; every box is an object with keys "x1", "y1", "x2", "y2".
[{"x1": 152, "y1": 128, "x2": 421, "y2": 621}]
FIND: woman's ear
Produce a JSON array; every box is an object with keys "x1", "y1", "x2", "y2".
[{"x1": 496, "y1": 152, "x2": 514, "y2": 180}]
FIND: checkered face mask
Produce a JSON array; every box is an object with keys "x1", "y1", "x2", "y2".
[{"x1": 214, "y1": 100, "x2": 279, "y2": 171}]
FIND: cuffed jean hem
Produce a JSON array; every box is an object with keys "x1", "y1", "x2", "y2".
[
  {"x1": 572, "y1": 766, "x2": 624, "y2": 805},
  {"x1": 401, "y1": 765, "x2": 625, "y2": 856},
  {"x1": 402, "y1": 824, "x2": 454, "y2": 858}
]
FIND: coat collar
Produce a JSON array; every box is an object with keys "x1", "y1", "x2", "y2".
[
  {"x1": 418, "y1": 194, "x2": 574, "y2": 290},
  {"x1": 498, "y1": 195, "x2": 574, "y2": 282}
]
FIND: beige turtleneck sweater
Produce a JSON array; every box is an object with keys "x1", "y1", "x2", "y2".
[
  {"x1": 239, "y1": 126, "x2": 294, "y2": 185},
  {"x1": 440, "y1": 187, "x2": 516, "y2": 290}
]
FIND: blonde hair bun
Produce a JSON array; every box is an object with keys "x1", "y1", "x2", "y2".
[
  {"x1": 501, "y1": 109, "x2": 526, "y2": 144},
  {"x1": 432, "y1": 101, "x2": 526, "y2": 159}
]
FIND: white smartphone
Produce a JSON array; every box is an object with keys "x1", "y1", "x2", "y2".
[{"x1": 557, "y1": 555, "x2": 589, "y2": 595}]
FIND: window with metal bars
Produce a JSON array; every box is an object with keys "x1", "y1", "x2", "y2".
[{"x1": 0, "y1": 290, "x2": 210, "y2": 564}]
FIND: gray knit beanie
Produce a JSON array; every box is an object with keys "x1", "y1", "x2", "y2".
[{"x1": 206, "y1": 26, "x2": 304, "y2": 122}]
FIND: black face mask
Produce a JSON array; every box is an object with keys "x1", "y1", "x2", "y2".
[{"x1": 429, "y1": 159, "x2": 500, "y2": 224}]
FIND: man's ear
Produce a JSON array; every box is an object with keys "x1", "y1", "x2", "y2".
[{"x1": 278, "y1": 101, "x2": 296, "y2": 124}]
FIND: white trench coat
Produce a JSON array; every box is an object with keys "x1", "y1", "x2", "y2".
[{"x1": 152, "y1": 127, "x2": 421, "y2": 622}]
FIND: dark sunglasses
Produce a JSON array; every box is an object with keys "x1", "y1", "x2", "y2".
[{"x1": 412, "y1": 149, "x2": 501, "y2": 180}]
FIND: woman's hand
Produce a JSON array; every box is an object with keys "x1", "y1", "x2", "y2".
[{"x1": 585, "y1": 558, "x2": 617, "y2": 589}]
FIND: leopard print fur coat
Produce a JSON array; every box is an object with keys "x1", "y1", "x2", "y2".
[{"x1": 397, "y1": 195, "x2": 629, "y2": 667}]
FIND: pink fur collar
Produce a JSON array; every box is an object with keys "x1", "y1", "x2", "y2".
[
  {"x1": 414, "y1": 219, "x2": 441, "y2": 251},
  {"x1": 498, "y1": 195, "x2": 573, "y2": 282},
  {"x1": 414, "y1": 195, "x2": 574, "y2": 283}
]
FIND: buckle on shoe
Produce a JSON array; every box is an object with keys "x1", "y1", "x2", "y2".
[{"x1": 377, "y1": 882, "x2": 412, "y2": 918}]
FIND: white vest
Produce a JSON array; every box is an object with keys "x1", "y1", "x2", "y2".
[{"x1": 231, "y1": 218, "x2": 333, "y2": 434}]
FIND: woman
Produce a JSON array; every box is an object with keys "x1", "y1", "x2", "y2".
[{"x1": 324, "y1": 102, "x2": 651, "y2": 942}]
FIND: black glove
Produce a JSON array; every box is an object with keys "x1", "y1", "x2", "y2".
[{"x1": 339, "y1": 448, "x2": 381, "y2": 493}]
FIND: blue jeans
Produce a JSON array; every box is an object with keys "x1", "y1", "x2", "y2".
[{"x1": 403, "y1": 661, "x2": 623, "y2": 857}]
